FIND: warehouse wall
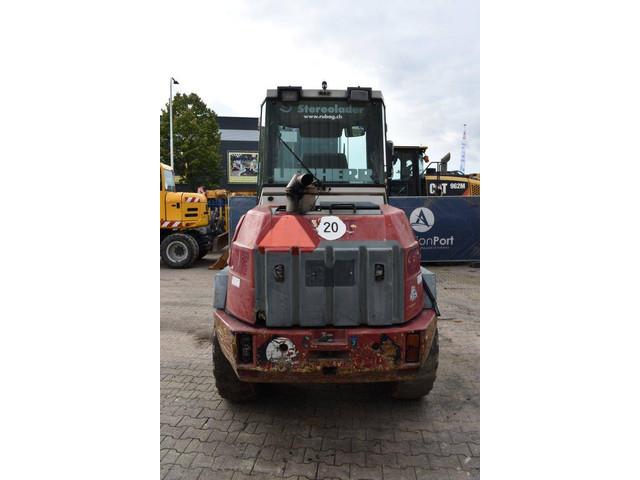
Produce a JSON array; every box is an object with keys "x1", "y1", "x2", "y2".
[{"x1": 218, "y1": 116, "x2": 259, "y2": 192}]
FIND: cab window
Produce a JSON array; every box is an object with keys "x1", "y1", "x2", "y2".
[{"x1": 162, "y1": 169, "x2": 176, "y2": 192}]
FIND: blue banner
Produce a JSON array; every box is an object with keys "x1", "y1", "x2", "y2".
[
  {"x1": 388, "y1": 196, "x2": 480, "y2": 262},
  {"x1": 229, "y1": 195, "x2": 480, "y2": 263}
]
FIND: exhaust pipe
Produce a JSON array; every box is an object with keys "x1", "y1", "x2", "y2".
[
  {"x1": 440, "y1": 153, "x2": 451, "y2": 174},
  {"x1": 285, "y1": 173, "x2": 314, "y2": 213}
]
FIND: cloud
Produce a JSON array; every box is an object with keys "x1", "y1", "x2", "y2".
[{"x1": 165, "y1": 0, "x2": 479, "y2": 172}]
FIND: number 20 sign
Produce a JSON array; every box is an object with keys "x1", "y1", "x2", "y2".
[{"x1": 316, "y1": 216, "x2": 347, "y2": 240}]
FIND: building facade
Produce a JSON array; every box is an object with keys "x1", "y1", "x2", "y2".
[{"x1": 218, "y1": 116, "x2": 259, "y2": 192}]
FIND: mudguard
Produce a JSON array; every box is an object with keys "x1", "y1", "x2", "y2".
[
  {"x1": 213, "y1": 267, "x2": 229, "y2": 309},
  {"x1": 421, "y1": 267, "x2": 437, "y2": 309}
]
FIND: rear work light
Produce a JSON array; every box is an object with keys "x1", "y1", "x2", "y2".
[
  {"x1": 347, "y1": 87, "x2": 372, "y2": 102},
  {"x1": 405, "y1": 332, "x2": 421, "y2": 363},
  {"x1": 237, "y1": 334, "x2": 253, "y2": 364},
  {"x1": 277, "y1": 86, "x2": 302, "y2": 102},
  {"x1": 374, "y1": 263, "x2": 385, "y2": 281}
]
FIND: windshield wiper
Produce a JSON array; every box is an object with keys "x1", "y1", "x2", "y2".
[{"x1": 277, "y1": 134, "x2": 324, "y2": 188}]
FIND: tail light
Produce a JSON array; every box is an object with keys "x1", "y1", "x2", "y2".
[
  {"x1": 405, "y1": 332, "x2": 421, "y2": 363},
  {"x1": 237, "y1": 334, "x2": 253, "y2": 364}
]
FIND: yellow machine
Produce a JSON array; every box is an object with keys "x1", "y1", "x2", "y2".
[
  {"x1": 205, "y1": 189, "x2": 229, "y2": 233},
  {"x1": 206, "y1": 189, "x2": 256, "y2": 233},
  {"x1": 205, "y1": 189, "x2": 257, "y2": 270},
  {"x1": 424, "y1": 152, "x2": 480, "y2": 196},
  {"x1": 160, "y1": 163, "x2": 213, "y2": 268},
  {"x1": 388, "y1": 146, "x2": 480, "y2": 197}
]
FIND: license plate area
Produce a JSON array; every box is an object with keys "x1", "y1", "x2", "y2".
[{"x1": 308, "y1": 350, "x2": 350, "y2": 361}]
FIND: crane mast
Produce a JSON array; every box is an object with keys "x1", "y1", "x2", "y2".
[{"x1": 459, "y1": 124, "x2": 467, "y2": 173}]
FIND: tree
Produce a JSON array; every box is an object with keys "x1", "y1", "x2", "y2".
[{"x1": 160, "y1": 93, "x2": 222, "y2": 188}]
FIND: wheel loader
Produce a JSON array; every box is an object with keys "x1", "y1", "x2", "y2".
[
  {"x1": 160, "y1": 163, "x2": 213, "y2": 268},
  {"x1": 212, "y1": 85, "x2": 440, "y2": 401},
  {"x1": 388, "y1": 145, "x2": 480, "y2": 197}
]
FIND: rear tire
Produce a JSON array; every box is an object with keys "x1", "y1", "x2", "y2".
[
  {"x1": 391, "y1": 329, "x2": 439, "y2": 400},
  {"x1": 195, "y1": 234, "x2": 211, "y2": 259},
  {"x1": 212, "y1": 334, "x2": 257, "y2": 402},
  {"x1": 160, "y1": 233, "x2": 199, "y2": 268}
]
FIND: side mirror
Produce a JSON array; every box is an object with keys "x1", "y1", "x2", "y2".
[{"x1": 345, "y1": 125, "x2": 366, "y2": 137}]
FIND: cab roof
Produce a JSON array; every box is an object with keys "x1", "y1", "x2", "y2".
[
  {"x1": 394, "y1": 146, "x2": 428, "y2": 152},
  {"x1": 266, "y1": 87, "x2": 384, "y2": 101}
]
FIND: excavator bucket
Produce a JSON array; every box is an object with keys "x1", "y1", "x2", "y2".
[
  {"x1": 208, "y1": 249, "x2": 228, "y2": 270},
  {"x1": 212, "y1": 231, "x2": 228, "y2": 252}
]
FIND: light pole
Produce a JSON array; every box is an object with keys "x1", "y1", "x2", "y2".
[{"x1": 169, "y1": 77, "x2": 179, "y2": 170}]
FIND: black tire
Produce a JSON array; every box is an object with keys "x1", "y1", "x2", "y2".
[
  {"x1": 391, "y1": 329, "x2": 439, "y2": 400},
  {"x1": 160, "y1": 233, "x2": 199, "y2": 268},
  {"x1": 212, "y1": 334, "x2": 257, "y2": 402},
  {"x1": 195, "y1": 234, "x2": 211, "y2": 260}
]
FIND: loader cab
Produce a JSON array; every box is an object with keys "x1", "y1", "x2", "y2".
[
  {"x1": 258, "y1": 86, "x2": 388, "y2": 204},
  {"x1": 160, "y1": 163, "x2": 176, "y2": 221},
  {"x1": 387, "y1": 146, "x2": 428, "y2": 196}
]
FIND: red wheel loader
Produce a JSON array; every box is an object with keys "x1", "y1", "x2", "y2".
[{"x1": 212, "y1": 85, "x2": 440, "y2": 401}]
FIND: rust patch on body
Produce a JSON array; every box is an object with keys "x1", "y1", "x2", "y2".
[
  {"x1": 214, "y1": 316, "x2": 237, "y2": 365},
  {"x1": 378, "y1": 334, "x2": 401, "y2": 364}
]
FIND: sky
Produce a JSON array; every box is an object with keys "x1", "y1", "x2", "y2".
[{"x1": 163, "y1": 0, "x2": 479, "y2": 172}]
